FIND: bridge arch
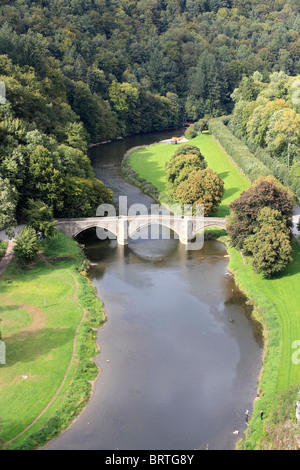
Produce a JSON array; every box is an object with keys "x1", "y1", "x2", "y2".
[
  {"x1": 72, "y1": 222, "x2": 118, "y2": 240},
  {"x1": 127, "y1": 220, "x2": 182, "y2": 241}
]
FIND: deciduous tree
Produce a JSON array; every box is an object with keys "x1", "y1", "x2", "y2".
[
  {"x1": 175, "y1": 168, "x2": 224, "y2": 216},
  {"x1": 227, "y1": 176, "x2": 294, "y2": 249},
  {"x1": 244, "y1": 207, "x2": 293, "y2": 278},
  {"x1": 14, "y1": 226, "x2": 39, "y2": 264}
]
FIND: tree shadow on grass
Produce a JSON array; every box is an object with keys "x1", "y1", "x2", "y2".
[
  {"x1": 219, "y1": 171, "x2": 229, "y2": 179},
  {"x1": 223, "y1": 187, "x2": 241, "y2": 200},
  {"x1": 3, "y1": 328, "x2": 74, "y2": 367}
]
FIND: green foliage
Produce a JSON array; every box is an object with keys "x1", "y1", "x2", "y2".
[
  {"x1": 0, "y1": 176, "x2": 17, "y2": 235},
  {"x1": 185, "y1": 50, "x2": 229, "y2": 120},
  {"x1": 184, "y1": 126, "x2": 197, "y2": 140},
  {"x1": 26, "y1": 146, "x2": 64, "y2": 213},
  {"x1": 0, "y1": 241, "x2": 6, "y2": 259},
  {"x1": 61, "y1": 176, "x2": 113, "y2": 218},
  {"x1": 166, "y1": 152, "x2": 207, "y2": 197},
  {"x1": 24, "y1": 199, "x2": 57, "y2": 239},
  {"x1": 227, "y1": 176, "x2": 294, "y2": 250},
  {"x1": 0, "y1": 56, "x2": 113, "y2": 221},
  {"x1": 0, "y1": 0, "x2": 299, "y2": 142},
  {"x1": 172, "y1": 144, "x2": 205, "y2": 160},
  {"x1": 244, "y1": 208, "x2": 293, "y2": 278},
  {"x1": 175, "y1": 168, "x2": 224, "y2": 216},
  {"x1": 14, "y1": 226, "x2": 39, "y2": 264},
  {"x1": 227, "y1": 177, "x2": 294, "y2": 277}
]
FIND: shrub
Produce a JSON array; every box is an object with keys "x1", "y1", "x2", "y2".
[
  {"x1": 14, "y1": 226, "x2": 39, "y2": 263},
  {"x1": 173, "y1": 144, "x2": 206, "y2": 162},
  {"x1": 185, "y1": 125, "x2": 197, "y2": 140},
  {"x1": 24, "y1": 199, "x2": 57, "y2": 239}
]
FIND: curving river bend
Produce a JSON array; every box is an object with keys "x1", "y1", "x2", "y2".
[{"x1": 46, "y1": 130, "x2": 263, "y2": 450}]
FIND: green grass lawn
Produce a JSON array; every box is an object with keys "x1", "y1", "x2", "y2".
[
  {"x1": 0, "y1": 231, "x2": 105, "y2": 449},
  {"x1": 129, "y1": 133, "x2": 250, "y2": 216},
  {"x1": 226, "y1": 238, "x2": 300, "y2": 449}
]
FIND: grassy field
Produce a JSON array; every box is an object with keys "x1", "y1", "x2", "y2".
[
  {"x1": 0, "y1": 232, "x2": 105, "y2": 449},
  {"x1": 129, "y1": 133, "x2": 250, "y2": 216},
  {"x1": 226, "y1": 239, "x2": 300, "y2": 449}
]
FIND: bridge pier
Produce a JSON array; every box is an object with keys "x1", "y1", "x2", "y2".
[
  {"x1": 179, "y1": 218, "x2": 194, "y2": 245},
  {"x1": 117, "y1": 218, "x2": 128, "y2": 246}
]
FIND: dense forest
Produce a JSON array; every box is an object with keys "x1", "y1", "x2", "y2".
[
  {"x1": 1, "y1": 0, "x2": 299, "y2": 139},
  {"x1": 0, "y1": 0, "x2": 299, "y2": 228}
]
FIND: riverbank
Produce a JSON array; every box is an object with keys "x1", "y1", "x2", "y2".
[
  {"x1": 226, "y1": 238, "x2": 300, "y2": 449},
  {"x1": 124, "y1": 135, "x2": 300, "y2": 449},
  {"x1": 0, "y1": 231, "x2": 106, "y2": 450}
]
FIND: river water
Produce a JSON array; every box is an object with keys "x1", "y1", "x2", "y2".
[{"x1": 46, "y1": 130, "x2": 263, "y2": 450}]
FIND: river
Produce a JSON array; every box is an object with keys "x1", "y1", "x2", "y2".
[{"x1": 46, "y1": 130, "x2": 263, "y2": 450}]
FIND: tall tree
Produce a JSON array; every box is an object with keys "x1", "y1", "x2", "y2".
[
  {"x1": 175, "y1": 168, "x2": 224, "y2": 216},
  {"x1": 227, "y1": 176, "x2": 294, "y2": 249},
  {"x1": 0, "y1": 176, "x2": 17, "y2": 237}
]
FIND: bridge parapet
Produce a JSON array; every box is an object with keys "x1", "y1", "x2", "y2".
[{"x1": 56, "y1": 216, "x2": 226, "y2": 246}]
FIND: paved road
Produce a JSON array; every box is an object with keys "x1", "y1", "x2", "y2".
[
  {"x1": 0, "y1": 225, "x2": 25, "y2": 242},
  {"x1": 292, "y1": 205, "x2": 300, "y2": 245},
  {"x1": 0, "y1": 226, "x2": 24, "y2": 276}
]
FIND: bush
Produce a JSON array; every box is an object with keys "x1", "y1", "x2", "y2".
[
  {"x1": 173, "y1": 144, "x2": 205, "y2": 162},
  {"x1": 185, "y1": 125, "x2": 197, "y2": 140},
  {"x1": 24, "y1": 199, "x2": 57, "y2": 239},
  {"x1": 0, "y1": 241, "x2": 6, "y2": 259},
  {"x1": 14, "y1": 226, "x2": 39, "y2": 263}
]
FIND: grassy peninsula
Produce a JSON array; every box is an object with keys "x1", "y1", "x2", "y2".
[
  {"x1": 126, "y1": 133, "x2": 250, "y2": 216},
  {"x1": 0, "y1": 231, "x2": 105, "y2": 450}
]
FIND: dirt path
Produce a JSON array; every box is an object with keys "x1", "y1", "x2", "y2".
[
  {"x1": 0, "y1": 241, "x2": 15, "y2": 277},
  {"x1": 5, "y1": 256, "x2": 88, "y2": 447}
]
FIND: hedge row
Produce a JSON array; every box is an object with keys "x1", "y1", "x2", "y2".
[{"x1": 208, "y1": 119, "x2": 273, "y2": 183}]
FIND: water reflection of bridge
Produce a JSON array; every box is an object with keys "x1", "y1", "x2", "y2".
[{"x1": 57, "y1": 216, "x2": 226, "y2": 246}]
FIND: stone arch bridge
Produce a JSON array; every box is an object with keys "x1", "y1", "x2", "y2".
[{"x1": 56, "y1": 215, "x2": 226, "y2": 246}]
